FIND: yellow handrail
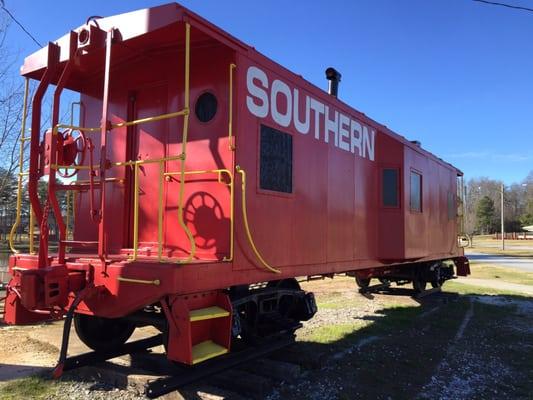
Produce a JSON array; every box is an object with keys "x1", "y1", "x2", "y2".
[
  {"x1": 132, "y1": 162, "x2": 140, "y2": 259},
  {"x1": 175, "y1": 22, "x2": 196, "y2": 264},
  {"x1": 55, "y1": 109, "x2": 189, "y2": 136},
  {"x1": 113, "y1": 154, "x2": 185, "y2": 167},
  {"x1": 228, "y1": 63, "x2": 236, "y2": 151},
  {"x1": 236, "y1": 166, "x2": 280, "y2": 274},
  {"x1": 158, "y1": 161, "x2": 164, "y2": 260},
  {"x1": 9, "y1": 77, "x2": 30, "y2": 253},
  {"x1": 51, "y1": 164, "x2": 98, "y2": 170},
  {"x1": 56, "y1": 123, "x2": 100, "y2": 133},
  {"x1": 111, "y1": 109, "x2": 189, "y2": 129},
  {"x1": 117, "y1": 277, "x2": 160, "y2": 286}
]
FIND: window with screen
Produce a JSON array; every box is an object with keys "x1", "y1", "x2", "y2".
[
  {"x1": 259, "y1": 124, "x2": 293, "y2": 193},
  {"x1": 448, "y1": 192, "x2": 456, "y2": 219},
  {"x1": 382, "y1": 168, "x2": 399, "y2": 207},
  {"x1": 410, "y1": 171, "x2": 422, "y2": 212}
]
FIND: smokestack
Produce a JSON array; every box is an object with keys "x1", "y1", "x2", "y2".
[{"x1": 325, "y1": 67, "x2": 342, "y2": 98}]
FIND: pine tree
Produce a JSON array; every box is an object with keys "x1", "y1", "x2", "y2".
[{"x1": 476, "y1": 196, "x2": 496, "y2": 234}]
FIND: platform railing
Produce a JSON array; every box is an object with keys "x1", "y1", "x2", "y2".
[
  {"x1": 48, "y1": 22, "x2": 196, "y2": 263},
  {"x1": 9, "y1": 22, "x2": 243, "y2": 266}
]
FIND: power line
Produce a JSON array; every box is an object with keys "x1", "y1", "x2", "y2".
[
  {"x1": 0, "y1": 0, "x2": 42, "y2": 48},
  {"x1": 472, "y1": 0, "x2": 533, "y2": 13}
]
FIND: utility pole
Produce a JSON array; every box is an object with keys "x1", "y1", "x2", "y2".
[{"x1": 501, "y1": 183, "x2": 505, "y2": 251}]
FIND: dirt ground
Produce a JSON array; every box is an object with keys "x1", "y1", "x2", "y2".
[{"x1": 0, "y1": 266, "x2": 532, "y2": 399}]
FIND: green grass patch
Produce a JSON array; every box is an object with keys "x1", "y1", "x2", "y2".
[
  {"x1": 444, "y1": 280, "x2": 532, "y2": 296},
  {"x1": 316, "y1": 298, "x2": 362, "y2": 310},
  {"x1": 468, "y1": 236, "x2": 533, "y2": 257},
  {"x1": 469, "y1": 262, "x2": 533, "y2": 286},
  {"x1": 300, "y1": 321, "x2": 369, "y2": 344},
  {"x1": 0, "y1": 376, "x2": 57, "y2": 400},
  {"x1": 300, "y1": 304, "x2": 423, "y2": 351}
]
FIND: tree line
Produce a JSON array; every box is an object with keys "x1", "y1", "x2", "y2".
[{"x1": 464, "y1": 171, "x2": 533, "y2": 235}]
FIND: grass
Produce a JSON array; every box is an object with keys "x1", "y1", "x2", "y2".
[
  {"x1": 469, "y1": 262, "x2": 533, "y2": 286},
  {"x1": 444, "y1": 280, "x2": 530, "y2": 296},
  {"x1": 315, "y1": 297, "x2": 364, "y2": 310},
  {"x1": 300, "y1": 322, "x2": 369, "y2": 344},
  {"x1": 299, "y1": 303, "x2": 425, "y2": 347},
  {"x1": 468, "y1": 236, "x2": 533, "y2": 257},
  {"x1": 0, "y1": 376, "x2": 57, "y2": 400}
]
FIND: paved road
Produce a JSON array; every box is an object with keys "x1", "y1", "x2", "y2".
[{"x1": 465, "y1": 251, "x2": 533, "y2": 272}]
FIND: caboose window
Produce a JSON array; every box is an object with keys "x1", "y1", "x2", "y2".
[
  {"x1": 382, "y1": 168, "x2": 399, "y2": 207},
  {"x1": 259, "y1": 125, "x2": 293, "y2": 193},
  {"x1": 410, "y1": 171, "x2": 422, "y2": 212},
  {"x1": 195, "y1": 92, "x2": 218, "y2": 122}
]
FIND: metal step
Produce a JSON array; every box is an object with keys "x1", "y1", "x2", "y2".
[
  {"x1": 189, "y1": 306, "x2": 229, "y2": 322},
  {"x1": 192, "y1": 340, "x2": 229, "y2": 364}
]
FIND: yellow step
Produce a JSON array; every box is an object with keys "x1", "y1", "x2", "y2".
[
  {"x1": 189, "y1": 306, "x2": 229, "y2": 322},
  {"x1": 192, "y1": 340, "x2": 228, "y2": 364}
]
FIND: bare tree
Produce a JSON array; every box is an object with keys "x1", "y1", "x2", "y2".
[{"x1": 0, "y1": 15, "x2": 25, "y2": 198}]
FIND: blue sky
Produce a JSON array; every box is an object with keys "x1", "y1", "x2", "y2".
[{"x1": 3, "y1": 0, "x2": 533, "y2": 184}]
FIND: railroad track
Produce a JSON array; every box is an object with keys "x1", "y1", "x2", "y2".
[
  {"x1": 61, "y1": 290, "x2": 459, "y2": 399},
  {"x1": 66, "y1": 334, "x2": 308, "y2": 399}
]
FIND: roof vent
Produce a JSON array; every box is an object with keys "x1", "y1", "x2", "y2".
[{"x1": 411, "y1": 140, "x2": 421, "y2": 147}]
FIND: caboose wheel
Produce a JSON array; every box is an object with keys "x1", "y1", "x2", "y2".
[
  {"x1": 74, "y1": 314, "x2": 135, "y2": 352},
  {"x1": 378, "y1": 278, "x2": 390, "y2": 285},
  {"x1": 430, "y1": 265, "x2": 443, "y2": 288},
  {"x1": 355, "y1": 276, "x2": 371, "y2": 289},
  {"x1": 412, "y1": 278, "x2": 427, "y2": 293}
]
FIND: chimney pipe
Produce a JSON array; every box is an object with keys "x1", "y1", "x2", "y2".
[{"x1": 325, "y1": 67, "x2": 341, "y2": 98}]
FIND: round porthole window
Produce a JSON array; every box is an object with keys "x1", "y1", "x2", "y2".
[{"x1": 195, "y1": 92, "x2": 218, "y2": 123}]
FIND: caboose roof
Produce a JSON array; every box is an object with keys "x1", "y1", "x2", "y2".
[{"x1": 20, "y1": 2, "x2": 462, "y2": 176}]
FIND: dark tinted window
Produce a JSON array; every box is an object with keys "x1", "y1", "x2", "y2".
[
  {"x1": 195, "y1": 92, "x2": 217, "y2": 122},
  {"x1": 410, "y1": 171, "x2": 422, "y2": 212},
  {"x1": 382, "y1": 168, "x2": 399, "y2": 207},
  {"x1": 260, "y1": 125, "x2": 292, "y2": 193}
]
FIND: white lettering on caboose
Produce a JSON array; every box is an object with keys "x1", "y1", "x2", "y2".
[{"x1": 246, "y1": 66, "x2": 375, "y2": 161}]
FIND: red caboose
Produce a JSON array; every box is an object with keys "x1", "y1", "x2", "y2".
[{"x1": 4, "y1": 3, "x2": 468, "y2": 370}]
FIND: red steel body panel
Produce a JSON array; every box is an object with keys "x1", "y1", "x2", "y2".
[{"x1": 6, "y1": 2, "x2": 465, "y2": 320}]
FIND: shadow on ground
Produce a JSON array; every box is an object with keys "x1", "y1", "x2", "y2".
[{"x1": 1, "y1": 288, "x2": 532, "y2": 400}]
